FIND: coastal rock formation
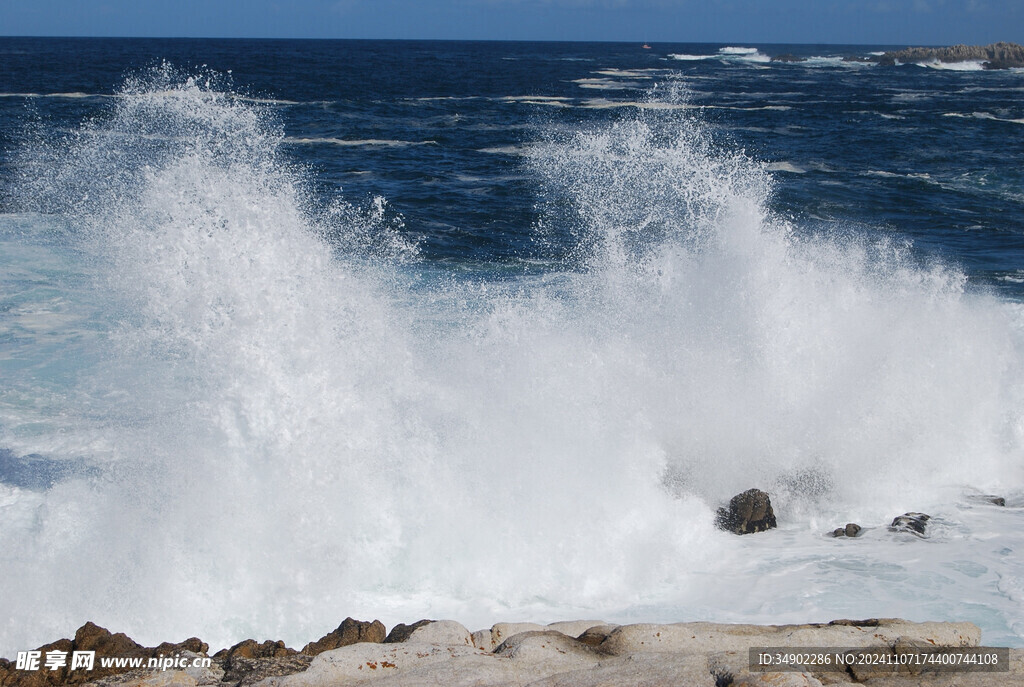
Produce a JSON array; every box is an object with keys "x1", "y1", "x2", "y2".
[
  {"x1": 0, "y1": 622, "x2": 211, "y2": 687},
  {"x1": 890, "y1": 512, "x2": 931, "y2": 536},
  {"x1": 300, "y1": 618, "x2": 385, "y2": 656},
  {"x1": 716, "y1": 488, "x2": 778, "y2": 534},
  {"x1": 878, "y1": 42, "x2": 1024, "y2": 69},
  {"x1": 6, "y1": 618, "x2": 1020, "y2": 687},
  {"x1": 771, "y1": 53, "x2": 807, "y2": 63}
]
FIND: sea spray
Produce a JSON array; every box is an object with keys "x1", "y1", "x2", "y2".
[{"x1": 1, "y1": 67, "x2": 1024, "y2": 655}]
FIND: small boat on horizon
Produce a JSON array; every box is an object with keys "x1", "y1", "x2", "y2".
[{"x1": 642, "y1": 43, "x2": 652, "y2": 49}]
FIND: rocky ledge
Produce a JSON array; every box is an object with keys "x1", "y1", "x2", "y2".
[
  {"x1": 877, "y1": 42, "x2": 1024, "y2": 69},
  {"x1": 2, "y1": 617, "x2": 1020, "y2": 687}
]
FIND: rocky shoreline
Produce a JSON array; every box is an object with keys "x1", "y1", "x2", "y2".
[
  {"x1": 877, "y1": 42, "x2": 1024, "y2": 69},
  {"x1": 1, "y1": 617, "x2": 1021, "y2": 687},
  {"x1": 768, "y1": 41, "x2": 1024, "y2": 69}
]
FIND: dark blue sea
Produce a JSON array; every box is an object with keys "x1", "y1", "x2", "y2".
[{"x1": 2, "y1": 38, "x2": 1024, "y2": 654}]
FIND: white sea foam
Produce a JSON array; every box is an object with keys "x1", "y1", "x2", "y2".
[
  {"x1": 766, "y1": 161, "x2": 806, "y2": 173},
  {"x1": 719, "y1": 46, "x2": 759, "y2": 55},
  {"x1": 572, "y1": 78, "x2": 646, "y2": 90},
  {"x1": 668, "y1": 53, "x2": 717, "y2": 61},
  {"x1": 918, "y1": 60, "x2": 987, "y2": 71},
  {"x1": 2, "y1": 66, "x2": 1024, "y2": 656}
]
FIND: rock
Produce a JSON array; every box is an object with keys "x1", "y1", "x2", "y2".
[
  {"x1": 471, "y1": 620, "x2": 609, "y2": 651},
  {"x1": 86, "y1": 651, "x2": 223, "y2": 687},
  {"x1": 716, "y1": 489, "x2": 778, "y2": 534},
  {"x1": 732, "y1": 673, "x2": 823, "y2": 686},
  {"x1": 968, "y1": 494, "x2": 1006, "y2": 507},
  {"x1": 252, "y1": 643, "x2": 495, "y2": 687},
  {"x1": 544, "y1": 620, "x2": 609, "y2": 639},
  {"x1": 152, "y1": 639, "x2": 208, "y2": 656},
  {"x1": 890, "y1": 512, "x2": 931, "y2": 536},
  {"x1": 525, "y1": 652, "x2": 717, "y2": 687},
  {"x1": 772, "y1": 54, "x2": 807, "y2": 63},
  {"x1": 598, "y1": 619, "x2": 980, "y2": 656},
  {"x1": 576, "y1": 624, "x2": 619, "y2": 647},
  {"x1": 831, "y1": 523, "x2": 862, "y2": 537},
  {"x1": 383, "y1": 620, "x2": 472, "y2": 646},
  {"x1": 217, "y1": 639, "x2": 296, "y2": 662},
  {"x1": 382, "y1": 619, "x2": 433, "y2": 643},
  {"x1": 220, "y1": 654, "x2": 311, "y2": 686},
  {"x1": 214, "y1": 639, "x2": 302, "y2": 686},
  {"x1": 471, "y1": 622, "x2": 544, "y2": 651},
  {"x1": 300, "y1": 618, "x2": 385, "y2": 656},
  {"x1": 67, "y1": 623, "x2": 153, "y2": 684},
  {"x1": 879, "y1": 42, "x2": 1024, "y2": 69}
]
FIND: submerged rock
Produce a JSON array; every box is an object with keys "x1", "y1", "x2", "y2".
[
  {"x1": 831, "y1": 522, "x2": 862, "y2": 537},
  {"x1": 301, "y1": 618, "x2": 385, "y2": 656},
  {"x1": 890, "y1": 512, "x2": 931, "y2": 536},
  {"x1": 716, "y1": 489, "x2": 777, "y2": 534},
  {"x1": 771, "y1": 53, "x2": 806, "y2": 63},
  {"x1": 967, "y1": 494, "x2": 1006, "y2": 507}
]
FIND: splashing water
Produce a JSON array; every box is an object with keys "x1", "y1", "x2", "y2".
[{"x1": 2, "y1": 67, "x2": 1024, "y2": 654}]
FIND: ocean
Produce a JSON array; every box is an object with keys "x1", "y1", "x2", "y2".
[{"x1": 1, "y1": 38, "x2": 1024, "y2": 655}]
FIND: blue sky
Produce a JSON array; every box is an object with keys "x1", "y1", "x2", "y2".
[{"x1": 0, "y1": 0, "x2": 1020, "y2": 45}]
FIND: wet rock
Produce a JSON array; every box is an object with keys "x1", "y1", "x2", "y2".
[
  {"x1": 772, "y1": 54, "x2": 807, "y2": 63},
  {"x1": 968, "y1": 494, "x2": 1006, "y2": 507},
  {"x1": 890, "y1": 512, "x2": 930, "y2": 536},
  {"x1": 716, "y1": 489, "x2": 777, "y2": 534},
  {"x1": 300, "y1": 618, "x2": 385, "y2": 656},
  {"x1": 831, "y1": 523, "x2": 862, "y2": 537}
]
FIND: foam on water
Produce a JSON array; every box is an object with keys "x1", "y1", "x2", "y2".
[{"x1": 2, "y1": 66, "x2": 1024, "y2": 654}]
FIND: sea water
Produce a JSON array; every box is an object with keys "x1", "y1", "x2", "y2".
[{"x1": 1, "y1": 39, "x2": 1024, "y2": 655}]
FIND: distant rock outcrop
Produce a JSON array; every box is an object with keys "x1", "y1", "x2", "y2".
[
  {"x1": 878, "y1": 42, "x2": 1024, "y2": 69},
  {"x1": 716, "y1": 488, "x2": 777, "y2": 534}
]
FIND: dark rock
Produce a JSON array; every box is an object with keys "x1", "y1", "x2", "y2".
[
  {"x1": 890, "y1": 512, "x2": 930, "y2": 536},
  {"x1": 152, "y1": 637, "x2": 209, "y2": 656},
  {"x1": 715, "y1": 489, "x2": 777, "y2": 534},
  {"x1": 219, "y1": 639, "x2": 296, "y2": 663},
  {"x1": 771, "y1": 53, "x2": 806, "y2": 63},
  {"x1": 831, "y1": 523, "x2": 862, "y2": 537},
  {"x1": 383, "y1": 619, "x2": 434, "y2": 643},
  {"x1": 879, "y1": 42, "x2": 1024, "y2": 69},
  {"x1": 301, "y1": 617, "x2": 386, "y2": 656},
  {"x1": 220, "y1": 655, "x2": 312, "y2": 686}
]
